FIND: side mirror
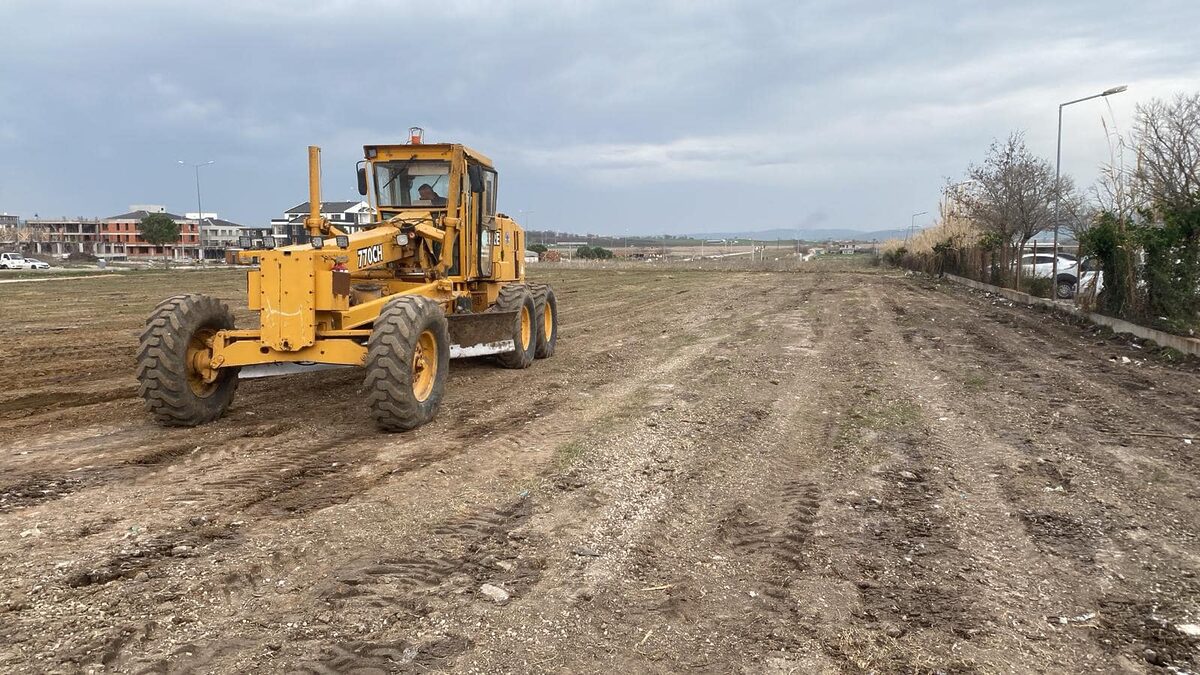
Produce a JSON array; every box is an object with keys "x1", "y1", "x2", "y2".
[{"x1": 356, "y1": 163, "x2": 368, "y2": 196}]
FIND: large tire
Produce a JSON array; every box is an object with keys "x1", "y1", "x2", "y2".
[
  {"x1": 137, "y1": 294, "x2": 238, "y2": 427},
  {"x1": 530, "y1": 283, "x2": 558, "y2": 359},
  {"x1": 365, "y1": 296, "x2": 450, "y2": 431},
  {"x1": 490, "y1": 284, "x2": 536, "y2": 369}
]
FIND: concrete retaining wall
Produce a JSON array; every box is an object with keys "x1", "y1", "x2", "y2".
[{"x1": 943, "y1": 273, "x2": 1200, "y2": 358}]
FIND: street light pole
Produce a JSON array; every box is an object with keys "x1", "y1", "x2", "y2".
[
  {"x1": 1051, "y1": 85, "x2": 1127, "y2": 295},
  {"x1": 179, "y1": 160, "x2": 215, "y2": 263},
  {"x1": 907, "y1": 211, "x2": 928, "y2": 244},
  {"x1": 517, "y1": 209, "x2": 535, "y2": 241}
]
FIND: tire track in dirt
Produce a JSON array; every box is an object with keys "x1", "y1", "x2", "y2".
[
  {"x1": 2, "y1": 270, "x2": 785, "y2": 672},
  {"x1": 718, "y1": 480, "x2": 822, "y2": 572},
  {"x1": 881, "y1": 277, "x2": 1200, "y2": 670},
  {"x1": 0, "y1": 425, "x2": 293, "y2": 512},
  {"x1": 902, "y1": 280, "x2": 1198, "y2": 418},
  {"x1": 434, "y1": 273, "x2": 841, "y2": 671},
  {"x1": 888, "y1": 281, "x2": 1200, "y2": 541},
  {"x1": 6, "y1": 265, "x2": 1200, "y2": 672},
  {"x1": 260, "y1": 294, "x2": 794, "y2": 672},
  {"x1": 0, "y1": 387, "x2": 138, "y2": 420},
  {"x1": 311, "y1": 498, "x2": 536, "y2": 630},
  {"x1": 7, "y1": 270, "x2": 720, "y2": 506},
  {"x1": 783, "y1": 282, "x2": 990, "y2": 671}
]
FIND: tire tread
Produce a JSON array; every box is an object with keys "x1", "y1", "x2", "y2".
[
  {"x1": 136, "y1": 293, "x2": 238, "y2": 427},
  {"x1": 365, "y1": 296, "x2": 449, "y2": 431}
]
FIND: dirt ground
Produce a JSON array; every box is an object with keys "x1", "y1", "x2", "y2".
[{"x1": 2, "y1": 260, "x2": 1200, "y2": 673}]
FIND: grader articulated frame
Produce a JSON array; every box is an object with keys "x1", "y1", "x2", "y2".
[{"x1": 136, "y1": 131, "x2": 557, "y2": 431}]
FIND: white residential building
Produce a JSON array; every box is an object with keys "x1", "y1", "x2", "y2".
[{"x1": 271, "y1": 201, "x2": 373, "y2": 244}]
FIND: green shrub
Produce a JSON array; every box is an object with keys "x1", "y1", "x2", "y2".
[
  {"x1": 1080, "y1": 212, "x2": 1139, "y2": 317},
  {"x1": 1024, "y1": 276, "x2": 1053, "y2": 298},
  {"x1": 1140, "y1": 206, "x2": 1200, "y2": 333},
  {"x1": 575, "y1": 245, "x2": 615, "y2": 260}
]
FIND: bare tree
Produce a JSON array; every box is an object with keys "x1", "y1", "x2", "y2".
[
  {"x1": 1094, "y1": 157, "x2": 1138, "y2": 224},
  {"x1": 1091, "y1": 111, "x2": 1144, "y2": 225},
  {"x1": 1133, "y1": 93, "x2": 1200, "y2": 210},
  {"x1": 948, "y1": 132, "x2": 1059, "y2": 290},
  {"x1": 1042, "y1": 173, "x2": 1094, "y2": 240}
]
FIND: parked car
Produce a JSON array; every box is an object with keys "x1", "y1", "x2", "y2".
[
  {"x1": 0, "y1": 252, "x2": 51, "y2": 270},
  {"x1": 1019, "y1": 253, "x2": 1075, "y2": 277},
  {"x1": 1073, "y1": 256, "x2": 1105, "y2": 297},
  {"x1": 1019, "y1": 253, "x2": 1104, "y2": 299},
  {"x1": 1019, "y1": 253, "x2": 1075, "y2": 298}
]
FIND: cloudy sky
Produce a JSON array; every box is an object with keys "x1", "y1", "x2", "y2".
[{"x1": 2, "y1": 0, "x2": 1198, "y2": 235}]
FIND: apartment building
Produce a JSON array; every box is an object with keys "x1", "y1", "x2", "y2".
[
  {"x1": 23, "y1": 207, "x2": 199, "y2": 259},
  {"x1": 103, "y1": 209, "x2": 201, "y2": 259},
  {"x1": 23, "y1": 217, "x2": 108, "y2": 257},
  {"x1": 270, "y1": 200, "x2": 372, "y2": 244}
]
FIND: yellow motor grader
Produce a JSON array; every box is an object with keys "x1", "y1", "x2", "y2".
[{"x1": 136, "y1": 129, "x2": 557, "y2": 431}]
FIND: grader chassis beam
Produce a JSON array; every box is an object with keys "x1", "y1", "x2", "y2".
[{"x1": 210, "y1": 310, "x2": 520, "y2": 373}]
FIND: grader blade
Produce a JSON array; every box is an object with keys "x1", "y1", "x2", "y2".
[
  {"x1": 238, "y1": 362, "x2": 350, "y2": 379},
  {"x1": 447, "y1": 311, "x2": 518, "y2": 357}
]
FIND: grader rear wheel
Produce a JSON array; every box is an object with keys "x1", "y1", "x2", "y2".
[
  {"x1": 136, "y1": 294, "x2": 238, "y2": 427},
  {"x1": 490, "y1": 284, "x2": 536, "y2": 369},
  {"x1": 365, "y1": 295, "x2": 450, "y2": 431},
  {"x1": 531, "y1": 283, "x2": 558, "y2": 359}
]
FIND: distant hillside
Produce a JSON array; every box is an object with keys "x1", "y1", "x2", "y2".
[
  {"x1": 685, "y1": 227, "x2": 910, "y2": 242},
  {"x1": 525, "y1": 226, "x2": 914, "y2": 246}
]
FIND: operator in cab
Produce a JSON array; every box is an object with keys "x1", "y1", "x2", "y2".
[{"x1": 418, "y1": 183, "x2": 447, "y2": 207}]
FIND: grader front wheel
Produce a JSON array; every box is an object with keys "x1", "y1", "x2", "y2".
[
  {"x1": 365, "y1": 296, "x2": 451, "y2": 431},
  {"x1": 137, "y1": 294, "x2": 239, "y2": 427}
]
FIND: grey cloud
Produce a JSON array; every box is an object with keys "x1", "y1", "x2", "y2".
[{"x1": 1, "y1": 0, "x2": 1198, "y2": 233}]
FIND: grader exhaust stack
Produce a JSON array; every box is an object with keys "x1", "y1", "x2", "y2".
[
  {"x1": 136, "y1": 136, "x2": 558, "y2": 431},
  {"x1": 305, "y1": 145, "x2": 324, "y2": 235}
]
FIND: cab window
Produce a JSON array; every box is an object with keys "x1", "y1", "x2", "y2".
[
  {"x1": 374, "y1": 160, "x2": 450, "y2": 207},
  {"x1": 481, "y1": 170, "x2": 497, "y2": 228}
]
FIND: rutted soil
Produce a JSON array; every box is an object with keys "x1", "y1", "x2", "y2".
[{"x1": 1, "y1": 263, "x2": 1199, "y2": 672}]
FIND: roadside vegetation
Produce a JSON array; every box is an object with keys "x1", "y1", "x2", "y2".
[
  {"x1": 884, "y1": 91, "x2": 1200, "y2": 335},
  {"x1": 573, "y1": 244, "x2": 615, "y2": 260}
]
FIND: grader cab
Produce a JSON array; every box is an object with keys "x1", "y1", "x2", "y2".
[{"x1": 136, "y1": 130, "x2": 558, "y2": 431}]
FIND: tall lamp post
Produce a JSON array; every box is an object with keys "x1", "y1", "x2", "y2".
[
  {"x1": 1051, "y1": 85, "x2": 1127, "y2": 293},
  {"x1": 907, "y1": 211, "x2": 928, "y2": 244},
  {"x1": 516, "y1": 209, "x2": 536, "y2": 244},
  {"x1": 179, "y1": 159, "x2": 215, "y2": 262}
]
